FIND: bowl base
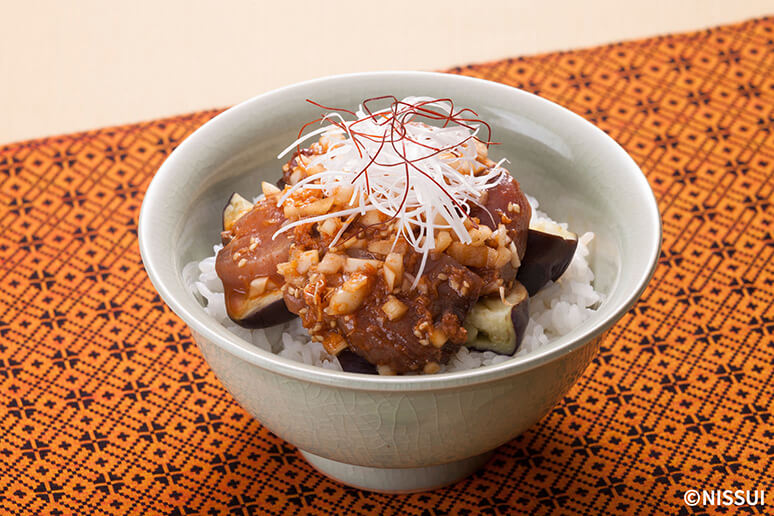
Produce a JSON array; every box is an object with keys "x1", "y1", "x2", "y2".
[{"x1": 298, "y1": 449, "x2": 494, "y2": 493}]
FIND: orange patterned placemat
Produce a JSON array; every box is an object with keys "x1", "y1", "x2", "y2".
[{"x1": 1, "y1": 17, "x2": 772, "y2": 515}]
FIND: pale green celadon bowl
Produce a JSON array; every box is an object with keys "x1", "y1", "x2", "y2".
[{"x1": 138, "y1": 71, "x2": 661, "y2": 492}]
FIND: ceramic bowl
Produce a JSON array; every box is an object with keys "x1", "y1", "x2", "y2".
[{"x1": 138, "y1": 71, "x2": 660, "y2": 492}]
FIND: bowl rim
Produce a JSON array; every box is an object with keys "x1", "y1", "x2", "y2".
[{"x1": 139, "y1": 70, "x2": 661, "y2": 392}]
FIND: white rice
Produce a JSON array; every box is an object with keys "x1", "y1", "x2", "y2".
[{"x1": 183, "y1": 196, "x2": 602, "y2": 373}]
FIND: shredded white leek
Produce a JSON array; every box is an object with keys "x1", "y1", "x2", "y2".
[{"x1": 274, "y1": 96, "x2": 507, "y2": 283}]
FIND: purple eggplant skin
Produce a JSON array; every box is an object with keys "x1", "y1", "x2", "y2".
[
  {"x1": 232, "y1": 290, "x2": 297, "y2": 329},
  {"x1": 516, "y1": 229, "x2": 578, "y2": 296},
  {"x1": 509, "y1": 286, "x2": 530, "y2": 355},
  {"x1": 337, "y1": 349, "x2": 378, "y2": 375},
  {"x1": 465, "y1": 282, "x2": 529, "y2": 356}
]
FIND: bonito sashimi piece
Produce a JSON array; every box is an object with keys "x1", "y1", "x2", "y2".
[{"x1": 216, "y1": 188, "x2": 295, "y2": 328}]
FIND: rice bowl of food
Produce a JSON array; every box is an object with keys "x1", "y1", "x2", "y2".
[{"x1": 139, "y1": 72, "x2": 660, "y2": 492}]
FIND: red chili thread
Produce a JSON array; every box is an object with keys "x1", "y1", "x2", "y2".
[{"x1": 297, "y1": 96, "x2": 498, "y2": 230}]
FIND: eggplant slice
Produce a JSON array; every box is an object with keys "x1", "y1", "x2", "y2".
[
  {"x1": 336, "y1": 349, "x2": 378, "y2": 375},
  {"x1": 222, "y1": 192, "x2": 254, "y2": 233},
  {"x1": 516, "y1": 219, "x2": 578, "y2": 296},
  {"x1": 216, "y1": 192, "x2": 296, "y2": 328},
  {"x1": 463, "y1": 281, "x2": 529, "y2": 356},
  {"x1": 227, "y1": 288, "x2": 295, "y2": 329}
]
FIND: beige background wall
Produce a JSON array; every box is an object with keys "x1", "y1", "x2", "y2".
[{"x1": 1, "y1": 1, "x2": 771, "y2": 144}]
